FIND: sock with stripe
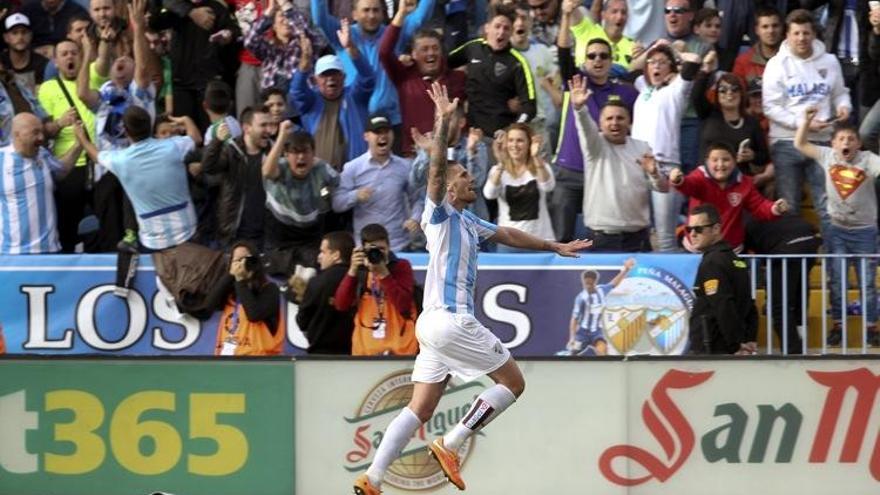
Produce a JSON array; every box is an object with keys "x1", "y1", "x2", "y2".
[
  {"x1": 443, "y1": 384, "x2": 516, "y2": 452},
  {"x1": 365, "y1": 406, "x2": 422, "y2": 487}
]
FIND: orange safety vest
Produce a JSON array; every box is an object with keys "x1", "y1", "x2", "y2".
[
  {"x1": 214, "y1": 295, "x2": 285, "y2": 356},
  {"x1": 351, "y1": 272, "x2": 418, "y2": 356}
]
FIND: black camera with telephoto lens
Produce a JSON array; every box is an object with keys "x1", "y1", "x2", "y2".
[{"x1": 365, "y1": 247, "x2": 384, "y2": 264}]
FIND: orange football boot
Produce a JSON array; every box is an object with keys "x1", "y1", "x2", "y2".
[
  {"x1": 353, "y1": 474, "x2": 381, "y2": 495},
  {"x1": 429, "y1": 438, "x2": 466, "y2": 490}
]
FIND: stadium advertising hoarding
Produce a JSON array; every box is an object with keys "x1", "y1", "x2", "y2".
[
  {"x1": 0, "y1": 360, "x2": 294, "y2": 495},
  {"x1": 296, "y1": 358, "x2": 880, "y2": 495},
  {"x1": 0, "y1": 253, "x2": 699, "y2": 356}
]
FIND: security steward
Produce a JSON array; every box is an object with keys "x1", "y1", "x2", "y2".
[{"x1": 687, "y1": 204, "x2": 758, "y2": 355}]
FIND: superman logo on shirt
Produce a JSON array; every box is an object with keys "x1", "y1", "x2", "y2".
[{"x1": 829, "y1": 164, "x2": 866, "y2": 200}]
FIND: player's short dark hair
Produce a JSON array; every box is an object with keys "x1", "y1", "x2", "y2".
[
  {"x1": 204, "y1": 80, "x2": 233, "y2": 115},
  {"x1": 284, "y1": 130, "x2": 315, "y2": 152},
  {"x1": 323, "y1": 231, "x2": 355, "y2": 264},
  {"x1": 240, "y1": 105, "x2": 270, "y2": 126},
  {"x1": 586, "y1": 38, "x2": 612, "y2": 52},
  {"x1": 600, "y1": 98, "x2": 631, "y2": 117},
  {"x1": 693, "y1": 8, "x2": 720, "y2": 27},
  {"x1": 582, "y1": 270, "x2": 599, "y2": 281},
  {"x1": 412, "y1": 28, "x2": 443, "y2": 48},
  {"x1": 488, "y1": 4, "x2": 517, "y2": 24},
  {"x1": 361, "y1": 223, "x2": 389, "y2": 244},
  {"x1": 690, "y1": 204, "x2": 722, "y2": 225},
  {"x1": 832, "y1": 123, "x2": 859, "y2": 139},
  {"x1": 123, "y1": 106, "x2": 152, "y2": 142},
  {"x1": 259, "y1": 87, "x2": 286, "y2": 103},
  {"x1": 755, "y1": 6, "x2": 782, "y2": 24},
  {"x1": 153, "y1": 113, "x2": 173, "y2": 135},
  {"x1": 785, "y1": 9, "x2": 815, "y2": 32},
  {"x1": 704, "y1": 141, "x2": 735, "y2": 160},
  {"x1": 66, "y1": 12, "x2": 91, "y2": 33}
]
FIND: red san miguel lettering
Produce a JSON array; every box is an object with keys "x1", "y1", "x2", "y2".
[{"x1": 599, "y1": 367, "x2": 880, "y2": 485}]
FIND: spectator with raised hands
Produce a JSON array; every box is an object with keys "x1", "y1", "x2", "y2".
[
  {"x1": 483, "y1": 124, "x2": 555, "y2": 251},
  {"x1": 669, "y1": 142, "x2": 788, "y2": 254},
  {"x1": 311, "y1": 0, "x2": 437, "y2": 151},
  {"x1": 570, "y1": 74, "x2": 667, "y2": 252},
  {"x1": 75, "y1": 0, "x2": 157, "y2": 253},
  {"x1": 569, "y1": 0, "x2": 635, "y2": 73},
  {"x1": 379, "y1": 0, "x2": 466, "y2": 157},
  {"x1": 631, "y1": 44, "x2": 707, "y2": 251},
  {"x1": 262, "y1": 120, "x2": 340, "y2": 276},
  {"x1": 794, "y1": 106, "x2": 880, "y2": 347},
  {"x1": 291, "y1": 19, "x2": 374, "y2": 169},
  {"x1": 243, "y1": 0, "x2": 323, "y2": 95},
  {"x1": 552, "y1": 0, "x2": 638, "y2": 243}
]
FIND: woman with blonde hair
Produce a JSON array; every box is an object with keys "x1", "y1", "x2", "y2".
[{"x1": 483, "y1": 123, "x2": 556, "y2": 252}]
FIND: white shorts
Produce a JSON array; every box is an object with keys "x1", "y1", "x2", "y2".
[{"x1": 411, "y1": 308, "x2": 511, "y2": 383}]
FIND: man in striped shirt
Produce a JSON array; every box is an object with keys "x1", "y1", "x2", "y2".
[
  {"x1": 0, "y1": 113, "x2": 80, "y2": 254},
  {"x1": 354, "y1": 82, "x2": 590, "y2": 495}
]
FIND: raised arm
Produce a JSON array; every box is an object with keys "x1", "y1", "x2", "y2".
[
  {"x1": 76, "y1": 38, "x2": 100, "y2": 109},
  {"x1": 129, "y1": 0, "x2": 151, "y2": 91},
  {"x1": 263, "y1": 120, "x2": 292, "y2": 180},
  {"x1": 794, "y1": 107, "x2": 823, "y2": 162},
  {"x1": 610, "y1": 258, "x2": 635, "y2": 287},
  {"x1": 426, "y1": 81, "x2": 459, "y2": 204}
]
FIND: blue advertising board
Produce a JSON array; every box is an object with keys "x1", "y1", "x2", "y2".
[{"x1": 0, "y1": 253, "x2": 699, "y2": 356}]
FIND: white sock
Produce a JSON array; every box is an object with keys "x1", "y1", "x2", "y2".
[
  {"x1": 443, "y1": 384, "x2": 516, "y2": 452},
  {"x1": 365, "y1": 407, "x2": 422, "y2": 486}
]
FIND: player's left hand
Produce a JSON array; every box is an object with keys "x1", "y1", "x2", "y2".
[{"x1": 553, "y1": 238, "x2": 593, "y2": 257}]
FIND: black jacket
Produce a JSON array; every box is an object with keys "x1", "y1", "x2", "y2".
[
  {"x1": 201, "y1": 138, "x2": 267, "y2": 247},
  {"x1": 295, "y1": 264, "x2": 354, "y2": 354},
  {"x1": 447, "y1": 39, "x2": 537, "y2": 135},
  {"x1": 689, "y1": 241, "x2": 758, "y2": 354},
  {"x1": 161, "y1": 0, "x2": 239, "y2": 90}
]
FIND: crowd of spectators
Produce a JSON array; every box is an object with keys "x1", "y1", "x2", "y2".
[{"x1": 1, "y1": 0, "x2": 880, "y2": 350}]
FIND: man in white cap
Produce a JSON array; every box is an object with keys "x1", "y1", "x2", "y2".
[
  {"x1": 1, "y1": 13, "x2": 49, "y2": 92},
  {"x1": 289, "y1": 18, "x2": 374, "y2": 169}
]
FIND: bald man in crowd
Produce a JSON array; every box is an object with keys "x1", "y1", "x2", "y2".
[{"x1": 0, "y1": 113, "x2": 81, "y2": 254}]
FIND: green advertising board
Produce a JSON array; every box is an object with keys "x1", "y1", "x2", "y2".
[{"x1": 0, "y1": 359, "x2": 294, "y2": 495}]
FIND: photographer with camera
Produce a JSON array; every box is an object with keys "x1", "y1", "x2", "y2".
[
  {"x1": 207, "y1": 240, "x2": 285, "y2": 356},
  {"x1": 333, "y1": 223, "x2": 419, "y2": 356}
]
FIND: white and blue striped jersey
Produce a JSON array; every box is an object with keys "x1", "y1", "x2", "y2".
[
  {"x1": 572, "y1": 283, "x2": 613, "y2": 333},
  {"x1": 0, "y1": 145, "x2": 63, "y2": 254},
  {"x1": 98, "y1": 136, "x2": 196, "y2": 250},
  {"x1": 421, "y1": 197, "x2": 497, "y2": 314}
]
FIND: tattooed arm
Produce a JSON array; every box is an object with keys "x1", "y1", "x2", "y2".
[{"x1": 425, "y1": 82, "x2": 459, "y2": 205}]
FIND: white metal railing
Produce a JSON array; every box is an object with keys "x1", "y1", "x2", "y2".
[{"x1": 741, "y1": 254, "x2": 880, "y2": 355}]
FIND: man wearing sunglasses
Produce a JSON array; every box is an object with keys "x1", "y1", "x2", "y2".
[{"x1": 687, "y1": 204, "x2": 758, "y2": 355}]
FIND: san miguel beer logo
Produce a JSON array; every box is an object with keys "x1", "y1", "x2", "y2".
[
  {"x1": 344, "y1": 371, "x2": 487, "y2": 490},
  {"x1": 599, "y1": 368, "x2": 880, "y2": 486}
]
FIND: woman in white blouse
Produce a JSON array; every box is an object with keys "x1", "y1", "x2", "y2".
[{"x1": 484, "y1": 123, "x2": 556, "y2": 252}]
